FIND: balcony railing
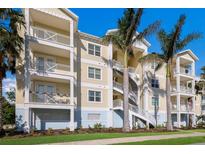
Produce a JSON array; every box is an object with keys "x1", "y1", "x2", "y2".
[
  {"x1": 30, "y1": 26, "x2": 70, "y2": 46},
  {"x1": 171, "y1": 86, "x2": 193, "y2": 94},
  {"x1": 113, "y1": 81, "x2": 137, "y2": 102},
  {"x1": 113, "y1": 60, "x2": 139, "y2": 83},
  {"x1": 174, "y1": 67, "x2": 193, "y2": 76},
  {"x1": 31, "y1": 61, "x2": 70, "y2": 74},
  {"x1": 113, "y1": 99, "x2": 156, "y2": 126},
  {"x1": 171, "y1": 103, "x2": 193, "y2": 112},
  {"x1": 29, "y1": 92, "x2": 71, "y2": 105}
]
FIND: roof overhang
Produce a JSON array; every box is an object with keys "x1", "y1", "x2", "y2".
[{"x1": 177, "y1": 49, "x2": 199, "y2": 61}]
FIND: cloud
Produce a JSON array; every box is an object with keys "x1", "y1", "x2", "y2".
[{"x1": 2, "y1": 78, "x2": 16, "y2": 95}]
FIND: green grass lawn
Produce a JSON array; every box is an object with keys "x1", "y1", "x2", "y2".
[
  {"x1": 0, "y1": 130, "x2": 192, "y2": 145},
  {"x1": 116, "y1": 136, "x2": 205, "y2": 145}
]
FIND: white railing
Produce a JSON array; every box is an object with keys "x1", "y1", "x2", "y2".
[
  {"x1": 113, "y1": 81, "x2": 123, "y2": 91},
  {"x1": 113, "y1": 99, "x2": 123, "y2": 108},
  {"x1": 32, "y1": 61, "x2": 70, "y2": 74},
  {"x1": 112, "y1": 60, "x2": 123, "y2": 71},
  {"x1": 113, "y1": 81, "x2": 137, "y2": 102},
  {"x1": 112, "y1": 60, "x2": 139, "y2": 83},
  {"x1": 113, "y1": 99, "x2": 156, "y2": 126},
  {"x1": 171, "y1": 86, "x2": 193, "y2": 94},
  {"x1": 29, "y1": 93, "x2": 71, "y2": 105},
  {"x1": 30, "y1": 26, "x2": 70, "y2": 46},
  {"x1": 180, "y1": 105, "x2": 193, "y2": 112},
  {"x1": 174, "y1": 67, "x2": 192, "y2": 76}
]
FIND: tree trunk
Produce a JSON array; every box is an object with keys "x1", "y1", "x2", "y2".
[
  {"x1": 123, "y1": 50, "x2": 130, "y2": 132},
  {"x1": 166, "y1": 62, "x2": 173, "y2": 131}
]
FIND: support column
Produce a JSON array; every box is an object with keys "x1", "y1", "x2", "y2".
[
  {"x1": 192, "y1": 61, "x2": 195, "y2": 76},
  {"x1": 24, "y1": 108, "x2": 30, "y2": 132},
  {"x1": 107, "y1": 41, "x2": 113, "y2": 128},
  {"x1": 176, "y1": 57, "x2": 180, "y2": 74},
  {"x1": 70, "y1": 107, "x2": 74, "y2": 131},
  {"x1": 69, "y1": 19, "x2": 74, "y2": 73},
  {"x1": 177, "y1": 94, "x2": 181, "y2": 128},
  {"x1": 24, "y1": 9, "x2": 31, "y2": 104},
  {"x1": 146, "y1": 121, "x2": 150, "y2": 130}
]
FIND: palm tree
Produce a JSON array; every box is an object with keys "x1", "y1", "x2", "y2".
[
  {"x1": 0, "y1": 9, "x2": 25, "y2": 135},
  {"x1": 103, "y1": 8, "x2": 160, "y2": 132},
  {"x1": 139, "y1": 14, "x2": 202, "y2": 130}
]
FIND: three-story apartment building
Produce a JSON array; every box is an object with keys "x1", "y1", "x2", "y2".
[{"x1": 16, "y1": 8, "x2": 201, "y2": 131}]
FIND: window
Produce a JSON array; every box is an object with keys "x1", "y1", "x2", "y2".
[
  {"x1": 152, "y1": 95, "x2": 159, "y2": 106},
  {"x1": 87, "y1": 113, "x2": 100, "y2": 120},
  {"x1": 88, "y1": 67, "x2": 101, "y2": 79},
  {"x1": 151, "y1": 78, "x2": 159, "y2": 88},
  {"x1": 88, "y1": 43, "x2": 101, "y2": 56},
  {"x1": 88, "y1": 90, "x2": 101, "y2": 102},
  {"x1": 202, "y1": 96, "x2": 205, "y2": 100},
  {"x1": 151, "y1": 62, "x2": 158, "y2": 69}
]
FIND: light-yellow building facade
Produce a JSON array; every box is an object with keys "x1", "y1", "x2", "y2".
[{"x1": 15, "y1": 8, "x2": 203, "y2": 131}]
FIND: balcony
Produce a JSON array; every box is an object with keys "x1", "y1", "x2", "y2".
[
  {"x1": 112, "y1": 60, "x2": 139, "y2": 84},
  {"x1": 29, "y1": 92, "x2": 71, "y2": 105},
  {"x1": 171, "y1": 103, "x2": 193, "y2": 112},
  {"x1": 171, "y1": 86, "x2": 193, "y2": 95},
  {"x1": 113, "y1": 81, "x2": 137, "y2": 103},
  {"x1": 30, "y1": 26, "x2": 70, "y2": 46},
  {"x1": 174, "y1": 67, "x2": 193, "y2": 77}
]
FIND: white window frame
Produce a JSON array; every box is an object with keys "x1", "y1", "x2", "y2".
[
  {"x1": 87, "y1": 66, "x2": 102, "y2": 80},
  {"x1": 87, "y1": 89, "x2": 102, "y2": 103},
  {"x1": 87, "y1": 42, "x2": 101, "y2": 57},
  {"x1": 152, "y1": 94, "x2": 160, "y2": 107},
  {"x1": 151, "y1": 78, "x2": 159, "y2": 88}
]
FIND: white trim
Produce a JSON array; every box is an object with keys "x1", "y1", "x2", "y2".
[
  {"x1": 87, "y1": 89, "x2": 103, "y2": 104},
  {"x1": 87, "y1": 66, "x2": 102, "y2": 80},
  {"x1": 81, "y1": 82, "x2": 109, "y2": 89},
  {"x1": 81, "y1": 58, "x2": 107, "y2": 67},
  {"x1": 87, "y1": 42, "x2": 102, "y2": 57},
  {"x1": 77, "y1": 107, "x2": 110, "y2": 111}
]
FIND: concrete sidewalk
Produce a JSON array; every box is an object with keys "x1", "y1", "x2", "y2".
[{"x1": 49, "y1": 132, "x2": 205, "y2": 145}]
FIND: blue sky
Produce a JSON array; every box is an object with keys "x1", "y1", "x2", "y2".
[
  {"x1": 70, "y1": 8, "x2": 205, "y2": 76},
  {"x1": 3, "y1": 8, "x2": 205, "y2": 96}
]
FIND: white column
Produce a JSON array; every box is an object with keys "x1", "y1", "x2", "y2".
[
  {"x1": 24, "y1": 107, "x2": 30, "y2": 132},
  {"x1": 176, "y1": 75, "x2": 180, "y2": 92},
  {"x1": 70, "y1": 78, "x2": 74, "y2": 105},
  {"x1": 176, "y1": 57, "x2": 180, "y2": 74},
  {"x1": 24, "y1": 9, "x2": 30, "y2": 104},
  {"x1": 70, "y1": 107, "x2": 74, "y2": 131},
  {"x1": 69, "y1": 20, "x2": 74, "y2": 73},
  {"x1": 143, "y1": 65, "x2": 149, "y2": 112},
  {"x1": 177, "y1": 94, "x2": 181, "y2": 128},
  {"x1": 107, "y1": 42, "x2": 113, "y2": 128},
  {"x1": 146, "y1": 121, "x2": 150, "y2": 130},
  {"x1": 192, "y1": 61, "x2": 195, "y2": 76},
  {"x1": 25, "y1": 8, "x2": 30, "y2": 35}
]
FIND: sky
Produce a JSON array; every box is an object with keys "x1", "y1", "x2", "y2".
[
  {"x1": 3, "y1": 8, "x2": 205, "y2": 96},
  {"x1": 70, "y1": 8, "x2": 205, "y2": 76}
]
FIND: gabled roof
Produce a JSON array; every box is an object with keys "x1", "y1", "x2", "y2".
[
  {"x1": 177, "y1": 49, "x2": 199, "y2": 61},
  {"x1": 61, "y1": 8, "x2": 79, "y2": 21}
]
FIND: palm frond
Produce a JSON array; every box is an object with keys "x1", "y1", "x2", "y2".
[
  {"x1": 138, "y1": 53, "x2": 165, "y2": 64},
  {"x1": 102, "y1": 31, "x2": 125, "y2": 50},
  {"x1": 125, "y1": 8, "x2": 143, "y2": 46},
  {"x1": 176, "y1": 32, "x2": 202, "y2": 50},
  {"x1": 136, "y1": 20, "x2": 161, "y2": 41},
  {"x1": 168, "y1": 14, "x2": 186, "y2": 56}
]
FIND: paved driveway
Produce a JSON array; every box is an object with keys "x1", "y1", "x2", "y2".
[{"x1": 48, "y1": 132, "x2": 205, "y2": 145}]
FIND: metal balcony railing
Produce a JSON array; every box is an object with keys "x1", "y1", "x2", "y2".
[
  {"x1": 30, "y1": 26, "x2": 70, "y2": 46},
  {"x1": 29, "y1": 92, "x2": 71, "y2": 105},
  {"x1": 31, "y1": 61, "x2": 70, "y2": 74},
  {"x1": 171, "y1": 86, "x2": 193, "y2": 94}
]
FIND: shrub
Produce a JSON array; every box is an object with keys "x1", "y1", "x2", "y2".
[
  {"x1": 93, "y1": 123, "x2": 103, "y2": 129},
  {"x1": 47, "y1": 128, "x2": 53, "y2": 135}
]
